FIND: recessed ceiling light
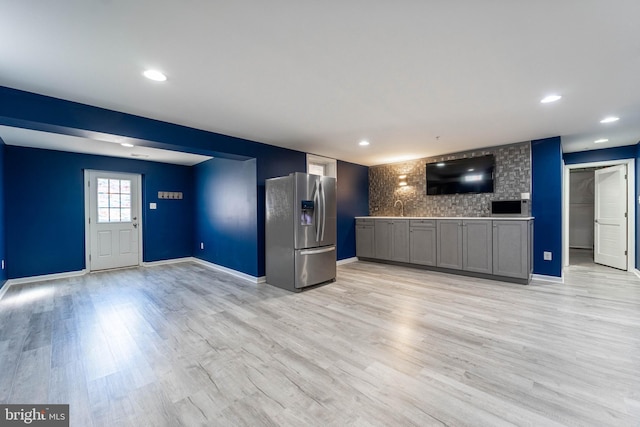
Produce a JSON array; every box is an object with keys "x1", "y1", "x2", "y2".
[
  {"x1": 600, "y1": 116, "x2": 619, "y2": 124},
  {"x1": 143, "y1": 69, "x2": 167, "y2": 82},
  {"x1": 359, "y1": 140, "x2": 370, "y2": 146},
  {"x1": 594, "y1": 139, "x2": 609, "y2": 144},
  {"x1": 121, "y1": 143, "x2": 134, "y2": 148},
  {"x1": 436, "y1": 162, "x2": 445, "y2": 167},
  {"x1": 468, "y1": 168, "x2": 474, "y2": 172},
  {"x1": 540, "y1": 95, "x2": 562, "y2": 103}
]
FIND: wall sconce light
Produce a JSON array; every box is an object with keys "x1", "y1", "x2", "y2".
[{"x1": 398, "y1": 174, "x2": 408, "y2": 187}]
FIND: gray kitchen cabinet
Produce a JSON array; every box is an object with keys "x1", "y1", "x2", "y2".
[
  {"x1": 437, "y1": 220, "x2": 463, "y2": 270},
  {"x1": 391, "y1": 220, "x2": 410, "y2": 262},
  {"x1": 409, "y1": 220, "x2": 437, "y2": 266},
  {"x1": 356, "y1": 216, "x2": 532, "y2": 284},
  {"x1": 374, "y1": 219, "x2": 409, "y2": 262},
  {"x1": 355, "y1": 219, "x2": 375, "y2": 258},
  {"x1": 374, "y1": 220, "x2": 392, "y2": 260},
  {"x1": 493, "y1": 220, "x2": 532, "y2": 279},
  {"x1": 462, "y1": 220, "x2": 493, "y2": 274}
]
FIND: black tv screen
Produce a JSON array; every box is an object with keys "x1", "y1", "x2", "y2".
[{"x1": 426, "y1": 155, "x2": 495, "y2": 195}]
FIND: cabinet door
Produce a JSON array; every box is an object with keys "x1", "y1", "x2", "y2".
[
  {"x1": 374, "y1": 220, "x2": 392, "y2": 260},
  {"x1": 437, "y1": 220, "x2": 463, "y2": 270},
  {"x1": 493, "y1": 220, "x2": 529, "y2": 279},
  {"x1": 391, "y1": 220, "x2": 409, "y2": 262},
  {"x1": 462, "y1": 220, "x2": 493, "y2": 274},
  {"x1": 356, "y1": 224, "x2": 375, "y2": 258},
  {"x1": 410, "y1": 226, "x2": 437, "y2": 266}
]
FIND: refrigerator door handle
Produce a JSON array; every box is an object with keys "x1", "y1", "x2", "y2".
[
  {"x1": 320, "y1": 180, "x2": 326, "y2": 241},
  {"x1": 313, "y1": 182, "x2": 321, "y2": 242},
  {"x1": 299, "y1": 246, "x2": 335, "y2": 255}
]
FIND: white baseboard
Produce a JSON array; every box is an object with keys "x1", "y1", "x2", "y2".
[
  {"x1": 190, "y1": 257, "x2": 263, "y2": 284},
  {"x1": 531, "y1": 273, "x2": 564, "y2": 284},
  {"x1": 337, "y1": 257, "x2": 358, "y2": 266},
  {"x1": 0, "y1": 281, "x2": 10, "y2": 302},
  {"x1": 633, "y1": 269, "x2": 640, "y2": 280},
  {"x1": 0, "y1": 257, "x2": 265, "y2": 302},
  {"x1": 0, "y1": 268, "x2": 89, "y2": 301},
  {"x1": 142, "y1": 257, "x2": 193, "y2": 267}
]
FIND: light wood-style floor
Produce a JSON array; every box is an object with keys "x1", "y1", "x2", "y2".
[{"x1": 1, "y1": 258, "x2": 639, "y2": 426}]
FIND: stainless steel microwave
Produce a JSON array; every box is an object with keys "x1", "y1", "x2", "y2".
[{"x1": 491, "y1": 200, "x2": 529, "y2": 216}]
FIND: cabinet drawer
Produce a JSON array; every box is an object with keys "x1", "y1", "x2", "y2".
[
  {"x1": 356, "y1": 218, "x2": 374, "y2": 225},
  {"x1": 409, "y1": 219, "x2": 435, "y2": 227}
]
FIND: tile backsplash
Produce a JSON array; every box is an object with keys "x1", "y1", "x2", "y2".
[{"x1": 369, "y1": 142, "x2": 531, "y2": 217}]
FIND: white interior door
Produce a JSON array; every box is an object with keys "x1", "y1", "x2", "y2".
[
  {"x1": 594, "y1": 164, "x2": 627, "y2": 270},
  {"x1": 87, "y1": 171, "x2": 141, "y2": 271}
]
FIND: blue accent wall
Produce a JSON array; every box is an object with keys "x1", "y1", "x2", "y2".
[
  {"x1": 0, "y1": 86, "x2": 370, "y2": 279},
  {"x1": 0, "y1": 140, "x2": 6, "y2": 286},
  {"x1": 194, "y1": 158, "x2": 258, "y2": 276},
  {"x1": 337, "y1": 160, "x2": 369, "y2": 260},
  {"x1": 5, "y1": 146, "x2": 193, "y2": 279},
  {"x1": 563, "y1": 145, "x2": 636, "y2": 165},
  {"x1": 531, "y1": 136, "x2": 563, "y2": 277},
  {"x1": 637, "y1": 142, "x2": 640, "y2": 269}
]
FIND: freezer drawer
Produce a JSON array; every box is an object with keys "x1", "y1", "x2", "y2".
[{"x1": 295, "y1": 246, "x2": 336, "y2": 289}]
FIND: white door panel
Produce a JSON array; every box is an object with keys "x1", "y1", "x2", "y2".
[
  {"x1": 88, "y1": 171, "x2": 141, "y2": 271},
  {"x1": 97, "y1": 231, "x2": 112, "y2": 256},
  {"x1": 594, "y1": 165, "x2": 627, "y2": 270}
]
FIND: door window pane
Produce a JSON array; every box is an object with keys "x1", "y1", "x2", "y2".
[
  {"x1": 109, "y1": 194, "x2": 121, "y2": 208},
  {"x1": 98, "y1": 208, "x2": 109, "y2": 222},
  {"x1": 120, "y1": 209, "x2": 131, "y2": 222},
  {"x1": 98, "y1": 194, "x2": 109, "y2": 208},
  {"x1": 109, "y1": 179, "x2": 120, "y2": 193},
  {"x1": 97, "y1": 178, "x2": 133, "y2": 223},
  {"x1": 97, "y1": 178, "x2": 109, "y2": 193},
  {"x1": 109, "y1": 208, "x2": 121, "y2": 222}
]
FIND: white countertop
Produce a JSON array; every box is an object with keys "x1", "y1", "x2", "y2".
[{"x1": 356, "y1": 216, "x2": 534, "y2": 220}]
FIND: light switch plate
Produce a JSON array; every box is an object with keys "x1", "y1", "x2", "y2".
[
  {"x1": 521, "y1": 192, "x2": 530, "y2": 200},
  {"x1": 150, "y1": 203, "x2": 157, "y2": 210},
  {"x1": 543, "y1": 251, "x2": 552, "y2": 261}
]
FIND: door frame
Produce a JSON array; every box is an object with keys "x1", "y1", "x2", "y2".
[
  {"x1": 84, "y1": 170, "x2": 144, "y2": 271},
  {"x1": 562, "y1": 158, "x2": 635, "y2": 271}
]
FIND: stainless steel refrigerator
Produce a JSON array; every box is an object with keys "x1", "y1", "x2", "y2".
[{"x1": 265, "y1": 172, "x2": 337, "y2": 292}]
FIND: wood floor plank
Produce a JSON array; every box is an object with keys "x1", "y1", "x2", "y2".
[{"x1": 0, "y1": 254, "x2": 639, "y2": 426}]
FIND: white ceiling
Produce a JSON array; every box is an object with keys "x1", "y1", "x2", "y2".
[
  {"x1": 1, "y1": 1, "x2": 639, "y2": 166},
  {"x1": 0, "y1": 125, "x2": 211, "y2": 166}
]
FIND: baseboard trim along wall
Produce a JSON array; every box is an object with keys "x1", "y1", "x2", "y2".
[
  {"x1": 141, "y1": 257, "x2": 194, "y2": 267},
  {"x1": 634, "y1": 269, "x2": 640, "y2": 280},
  {"x1": 337, "y1": 257, "x2": 358, "y2": 265},
  {"x1": 5, "y1": 269, "x2": 88, "y2": 287},
  {"x1": 531, "y1": 273, "x2": 565, "y2": 284},
  {"x1": 0, "y1": 282, "x2": 12, "y2": 302},
  {"x1": 1, "y1": 269, "x2": 89, "y2": 300},
  {"x1": 190, "y1": 257, "x2": 265, "y2": 284}
]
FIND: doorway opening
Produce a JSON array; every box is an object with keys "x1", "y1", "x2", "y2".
[
  {"x1": 562, "y1": 159, "x2": 635, "y2": 272},
  {"x1": 84, "y1": 170, "x2": 143, "y2": 271}
]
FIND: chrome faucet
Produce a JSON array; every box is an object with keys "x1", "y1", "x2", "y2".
[{"x1": 394, "y1": 199, "x2": 404, "y2": 217}]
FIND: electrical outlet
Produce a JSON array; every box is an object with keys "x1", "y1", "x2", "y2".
[
  {"x1": 543, "y1": 251, "x2": 552, "y2": 261},
  {"x1": 200, "y1": 242, "x2": 204, "y2": 250}
]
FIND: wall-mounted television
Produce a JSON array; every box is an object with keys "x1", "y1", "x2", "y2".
[{"x1": 426, "y1": 155, "x2": 495, "y2": 195}]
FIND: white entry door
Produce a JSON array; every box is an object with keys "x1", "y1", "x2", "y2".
[
  {"x1": 594, "y1": 164, "x2": 627, "y2": 270},
  {"x1": 87, "y1": 171, "x2": 141, "y2": 271}
]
